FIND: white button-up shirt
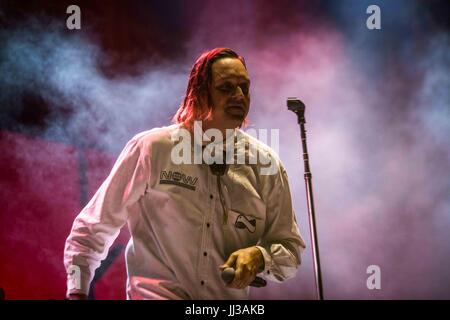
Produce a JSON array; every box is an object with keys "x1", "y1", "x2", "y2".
[{"x1": 64, "y1": 124, "x2": 305, "y2": 299}]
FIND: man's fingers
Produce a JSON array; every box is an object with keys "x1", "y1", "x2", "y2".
[
  {"x1": 228, "y1": 256, "x2": 244, "y2": 288},
  {"x1": 220, "y1": 253, "x2": 237, "y2": 271},
  {"x1": 221, "y1": 248, "x2": 259, "y2": 289},
  {"x1": 231, "y1": 259, "x2": 255, "y2": 289}
]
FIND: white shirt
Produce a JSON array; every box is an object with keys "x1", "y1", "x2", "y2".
[{"x1": 64, "y1": 124, "x2": 306, "y2": 299}]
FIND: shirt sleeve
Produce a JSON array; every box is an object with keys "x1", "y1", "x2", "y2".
[
  {"x1": 255, "y1": 166, "x2": 306, "y2": 283},
  {"x1": 63, "y1": 134, "x2": 151, "y2": 296}
]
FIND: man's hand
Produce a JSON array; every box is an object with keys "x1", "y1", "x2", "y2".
[
  {"x1": 67, "y1": 293, "x2": 88, "y2": 300},
  {"x1": 219, "y1": 246, "x2": 265, "y2": 289}
]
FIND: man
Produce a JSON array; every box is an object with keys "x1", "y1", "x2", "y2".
[{"x1": 64, "y1": 48, "x2": 305, "y2": 300}]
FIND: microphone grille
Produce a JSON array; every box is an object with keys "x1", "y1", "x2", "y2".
[{"x1": 221, "y1": 267, "x2": 235, "y2": 284}]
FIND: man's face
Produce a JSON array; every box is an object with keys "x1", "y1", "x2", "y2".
[{"x1": 205, "y1": 57, "x2": 250, "y2": 132}]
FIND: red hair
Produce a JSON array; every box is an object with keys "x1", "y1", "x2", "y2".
[{"x1": 173, "y1": 48, "x2": 247, "y2": 130}]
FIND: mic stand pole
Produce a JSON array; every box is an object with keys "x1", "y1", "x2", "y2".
[{"x1": 287, "y1": 97, "x2": 324, "y2": 300}]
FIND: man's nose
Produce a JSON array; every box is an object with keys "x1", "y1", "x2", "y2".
[{"x1": 232, "y1": 86, "x2": 245, "y2": 100}]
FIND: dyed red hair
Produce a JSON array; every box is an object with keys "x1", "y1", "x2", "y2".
[{"x1": 173, "y1": 48, "x2": 247, "y2": 130}]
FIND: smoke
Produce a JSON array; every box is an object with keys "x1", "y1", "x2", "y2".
[
  {"x1": 1, "y1": 0, "x2": 449, "y2": 299},
  {"x1": 243, "y1": 2, "x2": 450, "y2": 299},
  {"x1": 182, "y1": 0, "x2": 450, "y2": 299},
  {"x1": 0, "y1": 18, "x2": 187, "y2": 152},
  {"x1": 0, "y1": 17, "x2": 190, "y2": 299}
]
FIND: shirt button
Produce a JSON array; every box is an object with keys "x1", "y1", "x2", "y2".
[
  {"x1": 201, "y1": 280, "x2": 205, "y2": 285},
  {"x1": 203, "y1": 252, "x2": 207, "y2": 256},
  {"x1": 206, "y1": 223, "x2": 210, "y2": 228},
  {"x1": 210, "y1": 194, "x2": 213, "y2": 199}
]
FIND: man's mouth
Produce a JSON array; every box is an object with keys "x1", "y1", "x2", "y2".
[{"x1": 225, "y1": 105, "x2": 246, "y2": 117}]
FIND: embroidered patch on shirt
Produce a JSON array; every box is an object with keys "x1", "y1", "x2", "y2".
[
  {"x1": 159, "y1": 170, "x2": 198, "y2": 191},
  {"x1": 234, "y1": 214, "x2": 257, "y2": 233}
]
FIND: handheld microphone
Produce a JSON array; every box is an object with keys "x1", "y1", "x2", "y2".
[{"x1": 221, "y1": 267, "x2": 267, "y2": 288}]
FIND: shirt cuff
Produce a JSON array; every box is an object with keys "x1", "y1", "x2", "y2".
[
  {"x1": 255, "y1": 245, "x2": 273, "y2": 277},
  {"x1": 66, "y1": 269, "x2": 91, "y2": 297}
]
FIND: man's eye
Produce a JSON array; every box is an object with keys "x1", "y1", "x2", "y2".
[
  {"x1": 239, "y1": 85, "x2": 249, "y2": 95},
  {"x1": 218, "y1": 85, "x2": 232, "y2": 92},
  {"x1": 217, "y1": 83, "x2": 249, "y2": 95}
]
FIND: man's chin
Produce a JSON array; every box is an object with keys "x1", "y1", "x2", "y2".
[
  {"x1": 225, "y1": 111, "x2": 245, "y2": 121},
  {"x1": 225, "y1": 116, "x2": 245, "y2": 129}
]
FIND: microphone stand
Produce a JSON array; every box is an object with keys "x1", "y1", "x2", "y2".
[{"x1": 287, "y1": 97, "x2": 324, "y2": 300}]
